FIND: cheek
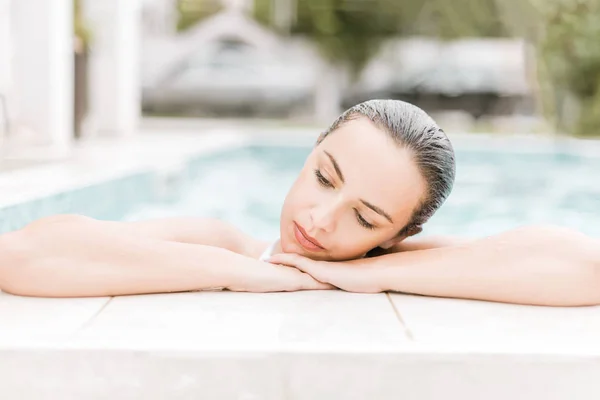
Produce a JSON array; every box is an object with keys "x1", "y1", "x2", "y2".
[
  {"x1": 281, "y1": 171, "x2": 315, "y2": 218},
  {"x1": 289, "y1": 171, "x2": 319, "y2": 204},
  {"x1": 334, "y1": 228, "x2": 383, "y2": 251},
  {"x1": 332, "y1": 218, "x2": 403, "y2": 259}
]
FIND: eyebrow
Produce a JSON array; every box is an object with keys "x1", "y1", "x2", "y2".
[
  {"x1": 360, "y1": 200, "x2": 394, "y2": 224},
  {"x1": 324, "y1": 151, "x2": 345, "y2": 183},
  {"x1": 323, "y1": 150, "x2": 394, "y2": 224}
]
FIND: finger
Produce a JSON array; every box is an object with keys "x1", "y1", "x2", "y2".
[
  {"x1": 274, "y1": 265, "x2": 332, "y2": 291},
  {"x1": 311, "y1": 281, "x2": 336, "y2": 291},
  {"x1": 269, "y1": 253, "x2": 333, "y2": 285},
  {"x1": 299, "y1": 272, "x2": 336, "y2": 291},
  {"x1": 268, "y1": 253, "x2": 309, "y2": 271},
  {"x1": 266, "y1": 252, "x2": 296, "y2": 264}
]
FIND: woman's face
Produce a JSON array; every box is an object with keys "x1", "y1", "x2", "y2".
[{"x1": 279, "y1": 117, "x2": 427, "y2": 261}]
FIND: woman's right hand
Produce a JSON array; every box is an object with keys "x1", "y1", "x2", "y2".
[{"x1": 225, "y1": 259, "x2": 335, "y2": 292}]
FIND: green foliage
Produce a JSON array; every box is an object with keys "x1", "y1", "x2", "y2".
[
  {"x1": 499, "y1": 0, "x2": 600, "y2": 136},
  {"x1": 183, "y1": 0, "x2": 600, "y2": 135},
  {"x1": 73, "y1": 0, "x2": 92, "y2": 47},
  {"x1": 537, "y1": 0, "x2": 600, "y2": 135},
  {"x1": 254, "y1": 0, "x2": 514, "y2": 78},
  {"x1": 253, "y1": 0, "x2": 272, "y2": 26},
  {"x1": 411, "y1": 0, "x2": 511, "y2": 39},
  {"x1": 253, "y1": 0, "x2": 422, "y2": 78},
  {"x1": 577, "y1": 90, "x2": 600, "y2": 136},
  {"x1": 176, "y1": 0, "x2": 223, "y2": 32},
  {"x1": 293, "y1": 0, "x2": 415, "y2": 77}
]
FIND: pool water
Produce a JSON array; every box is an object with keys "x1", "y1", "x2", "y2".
[{"x1": 124, "y1": 144, "x2": 600, "y2": 240}]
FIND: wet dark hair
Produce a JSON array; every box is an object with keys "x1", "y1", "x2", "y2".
[{"x1": 318, "y1": 99, "x2": 456, "y2": 237}]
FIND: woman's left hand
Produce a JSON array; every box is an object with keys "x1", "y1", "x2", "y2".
[{"x1": 267, "y1": 253, "x2": 385, "y2": 293}]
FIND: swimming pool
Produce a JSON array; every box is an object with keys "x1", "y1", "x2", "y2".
[{"x1": 124, "y1": 141, "x2": 600, "y2": 240}]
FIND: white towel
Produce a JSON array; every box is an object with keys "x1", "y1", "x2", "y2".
[{"x1": 259, "y1": 238, "x2": 279, "y2": 261}]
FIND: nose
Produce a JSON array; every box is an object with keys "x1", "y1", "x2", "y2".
[{"x1": 310, "y1": 198, "x2": 343, "y2": 233}]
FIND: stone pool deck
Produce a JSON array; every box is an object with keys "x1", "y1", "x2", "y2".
[
  {"x1": 2, "y1": 289, "x2": 600, "y2": 399},
  {"x1": 1, "y1": 127, "x2": 600, "y2": 399}
]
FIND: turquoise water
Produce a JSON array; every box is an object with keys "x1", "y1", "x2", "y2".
[
  {"x1": 0, "y1": 172, "x2": 155, "y2": 234},
  {"x1": 124, "y1": 144, "x2": 600, "y2": 240}
]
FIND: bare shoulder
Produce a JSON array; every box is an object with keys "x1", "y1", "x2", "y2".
[{"x1": 125, "y1": 217, "x2": 264, "y2": 258}]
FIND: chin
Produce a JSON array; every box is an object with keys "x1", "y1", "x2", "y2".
[
  {"x1": 321, "y1": 251, "x2": 365, "y2": 262},
  {"x1": 278, "y1": 232, "x2": 299, "y2": 254},
  {"x1": 279, "y1": 236, "x2": 294, "y2": 254}
]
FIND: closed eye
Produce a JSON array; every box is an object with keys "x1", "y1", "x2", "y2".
[
  {"x1": 314, "y1": 169, "x2": 333, "y2": 188},
  {"x1": 354, "y1": 209, "x2": 375, "y2": 230},
  {"x1": 315, "y1": 169, "x2": 375, "y2": 229}
]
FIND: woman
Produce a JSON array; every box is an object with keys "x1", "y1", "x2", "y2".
[{"x1": 0, "y1": 100, "x2": 598, "y2": 306}]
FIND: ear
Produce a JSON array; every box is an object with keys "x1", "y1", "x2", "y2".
[{"x1": 379, "y1": 225, "x2": 423, "y2": 249}]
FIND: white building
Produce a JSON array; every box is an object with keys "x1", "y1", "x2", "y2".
[
  {"x1": 0, "y1": 0, "x2": 143, "y2": 159},
  {"x1": 0, "y1": 0, "x2": 11, "y2": 141},
  {"x1": 140, "y1": 0, "x2": 322, "y2": 118}
]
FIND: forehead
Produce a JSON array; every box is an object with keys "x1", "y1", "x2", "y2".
[{"x1": 317, "y1": 118, "x2": 426, "y2": 224}]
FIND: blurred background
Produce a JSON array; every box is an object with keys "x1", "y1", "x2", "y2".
[
  {"x1": 1, "y1": 0, "x2": 600, "y2": 150},
  {"x1": 0, "y1": 0, "x2": 599, "y2": 239},
  {"x1": 137, "y1": 0, "x2": 598, "y2": 136}
]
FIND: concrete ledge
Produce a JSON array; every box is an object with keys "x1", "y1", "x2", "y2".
[{"x1": 2, "y1": 289, "x2": 600, "y2": 399}]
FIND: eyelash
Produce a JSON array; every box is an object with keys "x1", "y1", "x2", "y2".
[
  {"x1": 313, "y1": 169, "x2": 376, "y2": 230},
  {"x1": 314, "y1": 169, "x2": 333, "y2": 188},
  {"x1": 355, "y1": 210, "x2": 375, "y2": 230}
]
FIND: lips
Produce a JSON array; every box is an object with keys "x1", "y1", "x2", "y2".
[{"x1": 293, "y1": 222, "x2": 325, "y2": 252}]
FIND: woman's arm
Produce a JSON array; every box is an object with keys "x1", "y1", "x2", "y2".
[
  {"x1": 123, "y1": 217, "x2": 264, "y2": 257},
  {"x1": 0, "y1": 215, "x2": 329, "y2": 297},
  {"x1": 370, "y1": 226, "x2": 600, "y2": 306},
  {"x1": 269, "y1": 225, "x2": 600, "y2": 306},
  {"x1": 371, "y1": 235, "x2": 470, "y2": 255}
]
